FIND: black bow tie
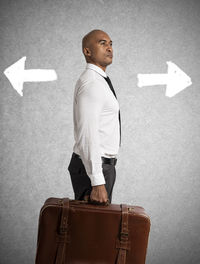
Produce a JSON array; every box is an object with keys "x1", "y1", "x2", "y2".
[{"x1": 103, "y1": 76, "x2": 121, "y2": 147}]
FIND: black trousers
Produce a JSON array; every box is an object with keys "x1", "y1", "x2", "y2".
[{"x1": 68, "y1": 153, "x2": 116, "y2": 202}]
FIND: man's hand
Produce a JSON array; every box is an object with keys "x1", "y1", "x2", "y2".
[{"x1": 90, "y1": 184, "x2": 109, "y2": 204}]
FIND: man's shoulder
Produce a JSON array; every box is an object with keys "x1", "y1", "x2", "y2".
[{"x1": 78, "y1": 68, "x2": 105, "y2": 87}]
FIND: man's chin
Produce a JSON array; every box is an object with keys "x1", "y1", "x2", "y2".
[{"x1": 105, "y1": 58, "x2": 113, "y2": 66}]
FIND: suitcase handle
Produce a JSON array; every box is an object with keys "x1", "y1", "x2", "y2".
[
  {"x1": 84, "y1": 194, "x2": 110, "y2": 206},
  {"x1": 72, "y1": 198, "x2": 110, "y2": 206}
]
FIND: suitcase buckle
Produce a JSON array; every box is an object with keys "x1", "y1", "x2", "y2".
[
  {"x1": 120, "y1": 231, "x2": 129, "y2": 238},
  {"x1": 120, "y1": 232, "x2": 129, "y2": 242},
  {"x1": 59, "y1": 227, "x2": 68, "y2": 233}
]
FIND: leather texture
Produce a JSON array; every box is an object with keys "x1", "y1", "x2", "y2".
[{"x1": 35, "y1": 198, "x2": 151, "y2": 264}]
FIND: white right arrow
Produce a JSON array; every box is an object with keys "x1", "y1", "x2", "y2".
[{"x1": 137, "y1": 61, "x2": 192, "y2": 97}]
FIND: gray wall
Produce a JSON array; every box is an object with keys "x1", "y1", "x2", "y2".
[{"x1": 1, "y1": 0, "x2": 200, "y2": 263}]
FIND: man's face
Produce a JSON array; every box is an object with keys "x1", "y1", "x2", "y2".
[{"x1": 85, "y1": 32, "x2": 113, "y2": 69}]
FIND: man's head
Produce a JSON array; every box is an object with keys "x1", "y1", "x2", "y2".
[{"x1": 82, "y1": 29, "x2": 113, "y2": 71}]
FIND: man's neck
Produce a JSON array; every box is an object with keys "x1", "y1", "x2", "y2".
[{"x1": 87, "y1": 62, "x2": 106, "y2": 72}]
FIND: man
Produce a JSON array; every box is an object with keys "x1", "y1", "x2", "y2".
[{"x1": 68, "y1": 29, "x2": 121, "y2": 204}]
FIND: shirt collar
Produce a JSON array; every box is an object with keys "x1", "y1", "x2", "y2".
[{"x1": 86, "y1": 63, "x2": 107, "y2": 78}]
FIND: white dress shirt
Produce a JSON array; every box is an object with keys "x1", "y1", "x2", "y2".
[{"x1": 72, "y1": 63, "x2": 120, "y2": 186}]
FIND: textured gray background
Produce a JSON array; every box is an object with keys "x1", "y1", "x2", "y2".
[{"x1": 0, "y1": 0, "x2": 200, "y2": 263}]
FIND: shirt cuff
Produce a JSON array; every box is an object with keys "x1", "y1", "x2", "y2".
[{"x1": 89, "y1": 172, "x2": 106, "y2": 186}]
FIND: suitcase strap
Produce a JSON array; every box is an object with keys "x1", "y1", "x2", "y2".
[
  {"x1": 55, "y1": 198, "x2": 70, "y2": 264},
  {"x1": 116, "y1": 204, "x2": 130, "y2": 264}
]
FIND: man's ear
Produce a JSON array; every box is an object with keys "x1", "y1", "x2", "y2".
[{"x1": 83, "y1": 47, "x2": 91, "y2": 57}]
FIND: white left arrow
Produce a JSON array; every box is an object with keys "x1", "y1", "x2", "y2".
[{"x1": 4, "y1": 56, "x2": 57, "y2": 96}]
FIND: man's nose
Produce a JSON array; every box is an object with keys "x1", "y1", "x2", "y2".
[{"x1": 106, "y1": 44, "x2": 112, "y2": 52}]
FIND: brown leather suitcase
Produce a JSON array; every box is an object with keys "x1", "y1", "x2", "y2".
[{"x1": 35, "y1": 197, "x2": 150, "y2": 264}]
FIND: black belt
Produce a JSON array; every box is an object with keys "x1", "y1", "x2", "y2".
[{"x1": 72, "y1": 152, "x2": 117, "y2": 166}]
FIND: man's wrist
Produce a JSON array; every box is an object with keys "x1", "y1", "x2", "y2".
[
  {"x1": 90, "y1": 172, "x2": 106, "y2": 186},
  {"x1": 92, "y1": 184, "x2": 105, "y2": 189}
]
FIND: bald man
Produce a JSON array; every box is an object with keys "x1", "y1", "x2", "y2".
[{"x1": 68, "y1": 29, "x2": 121, "y2": 204}]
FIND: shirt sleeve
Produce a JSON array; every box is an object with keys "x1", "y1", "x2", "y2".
[{"x1": 75, "y1": 79, "x2": 106, "y2": 186}]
